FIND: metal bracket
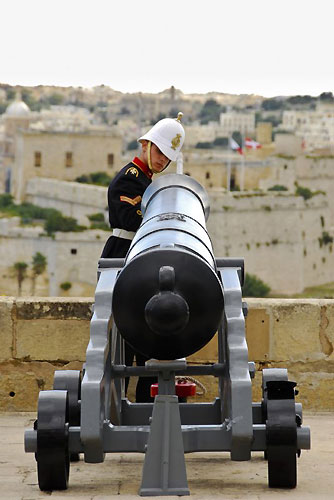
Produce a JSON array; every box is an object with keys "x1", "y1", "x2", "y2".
[{"x1": 140, "y1": 395, "x2": 189, "y2": 496}]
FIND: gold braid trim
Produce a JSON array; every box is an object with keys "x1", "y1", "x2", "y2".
[{"x1": 120, "y1": 195, "x2": 142, "y2": 206}]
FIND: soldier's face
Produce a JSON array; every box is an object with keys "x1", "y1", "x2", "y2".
[
  {"x1": 145, "y1": 142, "x2": 170, "y2": 173},
  {"x1": 151, "y1": 144, "x2": 169, "y2": 173}
]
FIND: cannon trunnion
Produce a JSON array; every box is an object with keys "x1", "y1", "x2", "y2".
[{"x1": 25, "y1": 174, "x2": 311, "y2": 496}]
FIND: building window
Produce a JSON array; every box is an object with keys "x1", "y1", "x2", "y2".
[
  {"x1": 65, "y1": 152, "x2": 73, "y2": 168},
  {"x1": 107, "y1": 153, "x2": 114, "y2": 167},
  {"x1": 206, "y1": 172, "x2": 210, "y2": 179},
  {"x1": 34, "y1": 151, "x2": 41, "y2": 167},
  {"x1": 71, "y1": 248, "x2": 77, "y2": 255}
]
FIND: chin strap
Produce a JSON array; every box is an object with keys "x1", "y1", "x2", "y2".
[
  {"x1": 148, "y1": 140, "x2": 171, "y2": 173},
  {"x1": 147, "y1": 141, "x2": 153, "y2": 172}
]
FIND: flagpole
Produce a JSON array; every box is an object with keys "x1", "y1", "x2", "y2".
[
  {"x1": 240, "y1": 132, "x2": 245, "y2": 191},
  {"x1": 227, "y1": 137, "x2": 231, "y2": 191},
  {"x1": 176, "y1": 152, "x2": 183, "y2": 175}
]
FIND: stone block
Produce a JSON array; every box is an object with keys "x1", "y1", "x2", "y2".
[
  {"x1": 289, "y1": 370, "x2": 334, "y2": 411},
  {"x1": 245, "y1": 307, "x2": 270, "y2": 361},
  {"x1": 187, "y1": 374, "x2": 219, "y2": 403},
  {"x1": 188, "y1": 335, "x2": 218, "y2": 363},
  {"x1": 270, "y1": 300, "x2": 328, "y2": 362},
  {"x1": 16, "y1": 318, "x2": 90, "y2": 361},
  {"x1": 0, "y1": 360, "x2": 83, "y2": 411},
  {"x1": 15, "y1": 297, "x2": 93, "y2": 320},
  {"x1": 0, "y1": 297, "x2": 14, "y2": 361}
]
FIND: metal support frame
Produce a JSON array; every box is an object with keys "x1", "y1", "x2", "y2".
[{"x1": 25, "y1": 257, "x2": 311, "y2": 495}]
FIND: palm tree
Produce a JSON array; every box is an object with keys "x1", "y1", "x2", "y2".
[
  {"x1": 13, "y1": 262, "x2": 28, "y2": 296},
  {"x1": 31, "y1": 252, "x2": 47, "y2": 295}
]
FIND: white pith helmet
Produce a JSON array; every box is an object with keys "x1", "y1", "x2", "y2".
[{"x1": 138, "y1": 112, "x2": 185, "y2": 162}]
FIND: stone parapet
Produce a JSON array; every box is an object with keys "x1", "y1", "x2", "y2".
[{"x1": 0, "y1": 297, "x2": 333, "y2": 411}]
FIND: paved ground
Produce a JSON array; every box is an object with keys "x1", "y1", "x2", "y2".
[{"x1": 0, "y1": 412, "x2": 333, "y2": 499}]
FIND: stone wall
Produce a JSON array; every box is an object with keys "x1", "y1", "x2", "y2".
[
  {"x1": 208, "y1": 191, "x2": 334, "y2": 294},
  {"x1": 1, "y1": 185, "x2": 333, "y2": 296},
  {"x1": 25, "y1": 177, "x2": 108, "y2": 225},
  {"x1": 0, "y1": 297, "x2": 333, "y2": 412},
  {"x1": 0, "y1": 222, "x2": 107, "y2": 296}
]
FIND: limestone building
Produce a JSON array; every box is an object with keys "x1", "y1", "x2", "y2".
[
  {"x1": 256, "y1": 122, "x2": 272, "y2": 145},
  {"x1": 282, "y1": 107, "x2": 334, "y2": 151},
  {"x1": 0, "y1": 94, "x2": 32, "y2": 193},
  {"x1": 11, "y1": 128, "x2": 122, "y2": 201},
  {"x1": 219, "y1": 111, "x2": 255, "y2": 137}
]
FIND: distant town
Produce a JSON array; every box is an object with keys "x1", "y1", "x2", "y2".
[{"x1": 1, "y1": 83, "x2": 334, "y2": 297}]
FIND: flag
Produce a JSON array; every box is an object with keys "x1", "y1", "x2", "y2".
[
  {"x1": 229, "y1": 137, "x2": 243, "y2": 155},
  {"x1": 245, "y1": 137, "x2": 262, "y2": 149}
]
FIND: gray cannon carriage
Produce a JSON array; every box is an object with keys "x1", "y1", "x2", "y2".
[{"x1": 25, "y1": 174, "x2": 311, "y2": 496}]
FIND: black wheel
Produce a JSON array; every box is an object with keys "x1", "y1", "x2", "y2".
[
  {"x1": 261, "y1": 368, "x2": 288, "y2": 459},
  {"x1": 265, "y1": 380, "x2": 298, "y2": 488},
  {"x1": 35, "y1": 390, "x2": 70, "y2": 491},
  {"x1": 53, "y1": 370, "x2": 81, "y2": 461}
]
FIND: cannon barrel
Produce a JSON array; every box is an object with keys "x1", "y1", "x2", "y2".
[{"x1": 112, "y1": 174, "x2": 224, "y2": 359}]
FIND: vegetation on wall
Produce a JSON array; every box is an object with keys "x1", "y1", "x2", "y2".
[
  {"x1": 268, "y1": 185, "x2": 288, "y2": 191},
  {"x1": 75, "y1": 171, "x2": 114, "y2": 187},
  {"x1": 0, "y1": 194, "x2": 85, "y2": 235},
  {"x1": 242, "y1": 273, "x2": 271, "y2": 297},
  {"x1": 44, "y1": 213, "x2": 86, "y2": 235},
  {"x1": 295, "y1": 184, "x2": 326, "y2": 200},
  {"x1": 60, "y1": 281, "x2": 72, "y2": 291},
  {"x1": 88, "y1": 213, "x2": 109, "y2": 231},
  {"x1": 318, "y1": 231, "x2": 333, "y2": 248}
]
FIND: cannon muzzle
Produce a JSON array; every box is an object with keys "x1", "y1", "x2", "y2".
[{"x1": 112, "y1": 174, "x2": 224, "y2": 359}]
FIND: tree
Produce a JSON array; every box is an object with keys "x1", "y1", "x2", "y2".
[
  {"x1": 127, "y1": 139, "x2": 139, "y2": 151},
  {"x1": 319, "y1": 92, "x2": 334, "y2": 102},
  {"x1": 213, "y1": 137, "x2": 228, "y2": 147},
  {"x1": 0, "y1": 193, "x2": 14, "y2": 208},
  {"x1": 287, "y1": 95, "x2": 315, "y2": 106},
  {"x1": 199, "y1": 99, "x2": 224, "y2": 124},
  {"x1": 30, "y1": 252, "x2": 47, "y2": 295},
  {"x1": 48, "y1": 93, "x2": 64, "y2": 105},
  {"x1": 13, "y1": 262, "x2": 28, "y2": 296},
  {"x1": 261, "y1": 98, "x2": 284, "y2": 111},
  {"x1": 6, "y1": 88, "x2": 15, "y2": 101},
  {"x1": 195, "y1": 141, "x2": 213, "y2": 149}
]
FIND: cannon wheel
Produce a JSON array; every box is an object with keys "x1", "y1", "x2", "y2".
[
  {"x1": 53, "y1": 370, "x2": 81, "y2": 461},
  {"x1": 263, "y1": 374, "x2": 297, "y2": 489},
  {"x1": 35, "y1": 390, "x2": 70, "y2": 491},
  {"x1": 261, "y1": 368, "x2": 288, "y2": 460}
]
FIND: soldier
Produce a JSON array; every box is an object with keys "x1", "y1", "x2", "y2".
[{"x1": 101, "y1": 113, "x2": 185, "y2": 402}]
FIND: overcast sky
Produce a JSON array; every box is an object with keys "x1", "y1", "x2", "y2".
[{"x1": 1, "y1": 0, "x2": 333, "y2": 97}]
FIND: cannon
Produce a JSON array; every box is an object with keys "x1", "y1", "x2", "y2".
[{"x1": 25, "y1": 174, "x2": 311, "y2": 495}]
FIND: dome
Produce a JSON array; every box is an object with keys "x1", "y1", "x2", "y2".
[{"x1": 5, "y1": 95, "x2": 31, "y2": 118}]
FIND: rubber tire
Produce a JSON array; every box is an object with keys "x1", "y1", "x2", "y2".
[
  {"x1": 53, "y1": 370, "x2": 81, "y2": 462},
  {"x1": 36, "y1": 390, "x2": 70, "y2": 491}
]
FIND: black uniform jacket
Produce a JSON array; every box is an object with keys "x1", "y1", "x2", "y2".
[{"x1": 101, "y1": 157, "x2": 152, "y2": 258}]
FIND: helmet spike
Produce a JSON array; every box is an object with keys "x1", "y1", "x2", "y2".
[{"x1": 176, "y1": 112, "x2": 183, "y2": 122}]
